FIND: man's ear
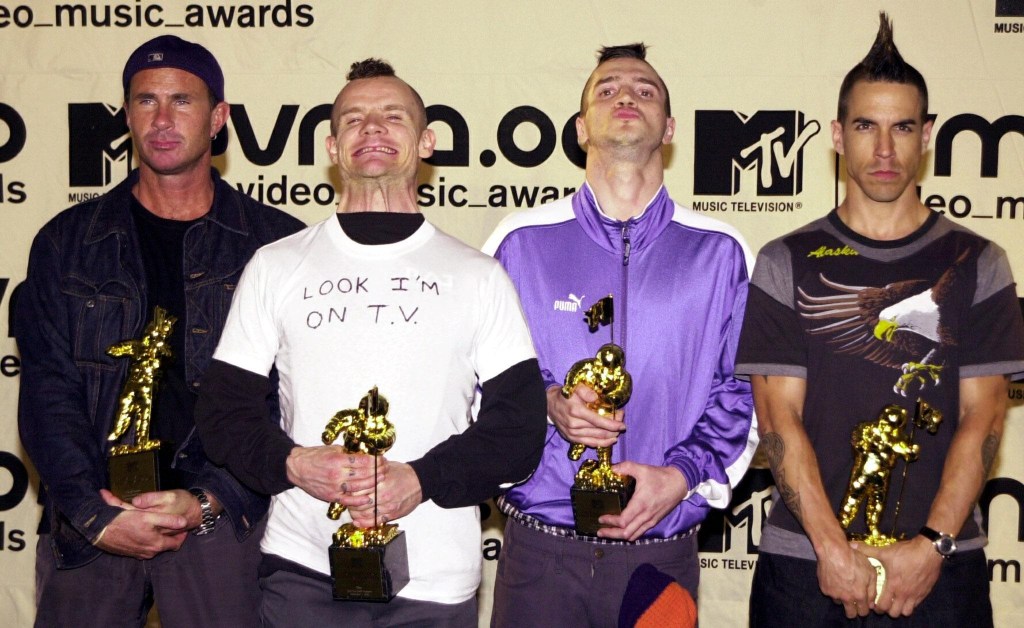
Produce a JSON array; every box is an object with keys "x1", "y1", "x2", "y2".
[
  {"x1": 831, "y1": 120, "x2": 845, "y2": 156},
  {"x1": 418, "y1": 128, "x2": 437, "y2": 159},
  {"x1": 326, "y1": 135, "x2": 339, "y2": 165}
]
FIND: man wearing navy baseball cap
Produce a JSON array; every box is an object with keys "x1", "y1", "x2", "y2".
[
  {"x1": 122, "y1": 35, "x2": 225, "y2": 103},
  {"x1": 17, "y1": 35, "x2": 303, "y2": 626}
]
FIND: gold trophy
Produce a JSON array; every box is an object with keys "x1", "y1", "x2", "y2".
[
  {"x1": 838, "y1": 399, "x2": 943, "y2": 601},
  {"x1": 322, "y1": 386, "x2": 409, "y2": 602},
  {"x1": 106, "y1": 306, "x2": 176, "y2": 501},
  {"x1": 563, "y1": 295, "x2": 635, "y2": 536}
]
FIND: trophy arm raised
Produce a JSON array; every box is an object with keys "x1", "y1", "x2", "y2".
[
  {"x1": 892, "y1": 440, "x2": 920, "y2": 461},
  {"x1": 106, "y1": 339, "x2": 141, "y2": 358}
]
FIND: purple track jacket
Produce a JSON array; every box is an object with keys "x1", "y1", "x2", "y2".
[{"x1": 483, "y1": 183, "x2": 757, "y2": 538}]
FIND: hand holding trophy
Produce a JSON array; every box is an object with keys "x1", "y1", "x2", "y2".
[
  {"x1": 321, "y1": 386, "x2": 409, "y2": 601},
  {"x1": 838, "y1": 399, "x2": 943, "y2": 602},
  {"x1": 106, "y1": 306, "x2": 176, "y2": 501},
  {"x1": 562, "y1": 295, "x2": 635, "y2": 536}
]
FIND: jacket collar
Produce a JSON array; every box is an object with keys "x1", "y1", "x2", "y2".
[
  {"x1": 571, "y1": 181, "x2": 674, "y2": 255},
  {"x1": 85, "y1": 168, "x2": 249, "y2": 244}
]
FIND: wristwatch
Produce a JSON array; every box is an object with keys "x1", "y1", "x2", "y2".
[
  {"x1": 189, "y1": 488, "x2": 217, "y2": 536},
  {"x1": 918, "y1": 526, "x2": 957, "y2": 557}
]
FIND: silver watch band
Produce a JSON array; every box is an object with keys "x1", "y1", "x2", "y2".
[{"x1": 189, "y1": 488, "x2": 217, "y2": 536}]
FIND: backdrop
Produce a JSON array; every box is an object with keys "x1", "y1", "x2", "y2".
[{"x1": 1, "y1": 1, "x2": 1022, "y2": 625}]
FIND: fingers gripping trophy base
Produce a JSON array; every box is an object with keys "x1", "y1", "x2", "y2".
[{"x1": 570, "y1": 475, "x2": 637, "y2": 537}]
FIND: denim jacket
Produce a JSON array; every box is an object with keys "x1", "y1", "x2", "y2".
[{"x1": 16, "y1": 169, "x2": 304, "y2": 568}]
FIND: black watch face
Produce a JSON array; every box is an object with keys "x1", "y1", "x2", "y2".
[{"x1": 938, "y1": 536, "x2": 957, "y2": 555}]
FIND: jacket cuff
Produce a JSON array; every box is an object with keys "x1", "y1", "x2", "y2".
[
  {"x1": 665, "y1": 456, "x2": 700, "y2": 502},
  {"x1": 266, "y1": 438, "x2": 297, "y2": 494},
  {"x1": 406, "y1": 456, "x2": 437, "y2": 504},
  {"x1": 540, "y1": 367, "x2": 561, "y2": 391},
  {"x1": 73, "y1": 500, "x2": 123, "y2": 545}
]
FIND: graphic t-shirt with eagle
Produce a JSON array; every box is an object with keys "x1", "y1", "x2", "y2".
[{"x1": 736, "y1": 209, "x2": 1024, "y2": 558}]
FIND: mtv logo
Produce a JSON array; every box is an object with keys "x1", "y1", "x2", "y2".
[
  {"x1": 996, "y1": 0, "x2": 1024, "y2": 17},
  {"x1": 694, "y1": 110, "x2": 820, "y2": 196},
  {"x1": 699, "y1": 468, "x2": 775, "y2": 555},
  {"x1": 68, "y1": 103, "x2": 131, "y2": 187}
]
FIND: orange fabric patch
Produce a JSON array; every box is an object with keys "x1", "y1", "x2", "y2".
[{"x1": 634, "y1": 582, "x2": 697, "y2": 628}]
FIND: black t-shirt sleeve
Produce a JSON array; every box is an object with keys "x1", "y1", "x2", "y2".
[
  {"x1": 961, "y1": 284, "x2": 1024, "y2": 377},
  {"x1": 194, "y1": 359, "x2": 296, "y2": 495},
  {"x1": 736, "y1": 283, "x2": 808, "y2": 378},
  {"x1": 408, "y1": 358, "x2": 547, "y2": 508}
]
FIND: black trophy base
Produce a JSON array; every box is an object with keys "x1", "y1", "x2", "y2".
[
  {"x1": 108, "y1": 448, "x2": 163, "y2": 501},
  {"x1": 329, "y1": 531, "x2": 410, "y2": 602},
  {"x1": 570, "y1": 476, "x2": 636, "y2": 536},
  {"x1": 107, "y1": 442, "x2": 174, "y2": 501}
]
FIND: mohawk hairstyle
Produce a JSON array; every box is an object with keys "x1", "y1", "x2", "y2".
[
  {"x1": 580, "y1": 42, "x2": 671, "y2": 116},
  {"x1": 597, "y1": 42, "x2": 648, "y2": 64},
  {"x1": 837, "y1": 12, "x2": 928, "y2": 122},
  {"x1": 346, "y1": 58, "x2": 397, "y2": 81},
  {"x1": 330, "y1": 57, "x2": 427, "y2": 135}
]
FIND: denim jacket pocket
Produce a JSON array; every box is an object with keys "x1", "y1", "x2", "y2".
[{"x1": 60, "y1": 275, "x2": 135, "y2": 367}]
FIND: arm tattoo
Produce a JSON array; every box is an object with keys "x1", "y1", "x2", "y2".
[
  {"x1": 763, "y1": 432, "x2": 803, "y2": 524},
  {"x1": 981, "y1": 432, "x2": 1000, "y2": 478}
]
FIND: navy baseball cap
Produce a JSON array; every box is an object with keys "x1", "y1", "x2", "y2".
[{"x1": 122, "y1": 35, "x2": 225, "y2": 102}]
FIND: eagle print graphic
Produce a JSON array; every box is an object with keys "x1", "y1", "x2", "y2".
[{"x1": 797, "y1": 251, "x2": 969, "y2": 396}]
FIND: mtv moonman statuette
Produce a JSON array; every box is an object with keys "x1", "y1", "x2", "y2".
[
  {"x1": 322, "y1": 386, "x2": 409, "y2": 602},
  {"x1": 562, "y1": 295, "x2": 635, "y2": 536},
  {"x1": 106, "y1": 306, "x2": 176, "y2": 501},
  {"x1": 838, "y1": 400, "x2": 943, "y2": 602}
]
